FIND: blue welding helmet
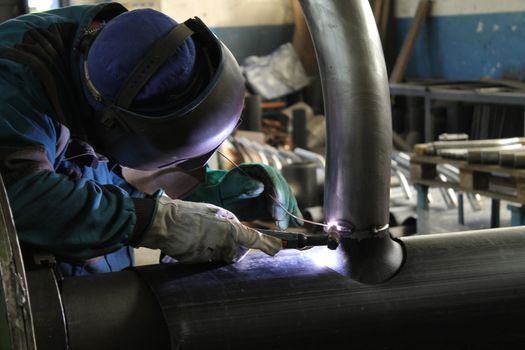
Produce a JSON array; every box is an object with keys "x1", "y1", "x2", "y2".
[{"x1": 81, "y1": 10, "x2": 244, "y2": 170}]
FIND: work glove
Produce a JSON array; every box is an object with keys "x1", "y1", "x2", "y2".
[
  {"x1": 186, "y1": 164, "x2": 303, "y2": 230},
  {"x1": 138, "y1": 195, "x2": 282, "y2": 263}
]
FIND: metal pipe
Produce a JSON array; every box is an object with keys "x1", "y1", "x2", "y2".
[
  {"x1": 32, "y1": 226, "x2": 525, "y2": 349},
  {"x1": 61, "y1": 270, "x2": 169, "y2": 350},
  {"x1": 124, "y1": 226, "x2": 525, "y2": 349},
  {"x1": 300, "y1": 0, "x2": 402, "y2": 283}
]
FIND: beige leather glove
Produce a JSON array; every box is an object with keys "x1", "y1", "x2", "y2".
[{"x1": 139, "y1": 196, "x2": 282, "y2": 263}]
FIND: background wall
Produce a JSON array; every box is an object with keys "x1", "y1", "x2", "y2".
[
  {"x1": 68, "y1": 0, "x2": 294, "y2": 64},
  {"x1": 162, "y1": 0, "x2": 294, "y2": 64},
  {"x1": 395, "y1": 0, "x2": 525, "y2": 81}
]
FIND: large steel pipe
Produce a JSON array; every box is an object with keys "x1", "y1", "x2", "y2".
[
  {"x1": 51, "y1": 226, "x2": 525, "y2": 349},
  {"x1": 301, "y1": 0, "x2": 402, "y2": 283}
]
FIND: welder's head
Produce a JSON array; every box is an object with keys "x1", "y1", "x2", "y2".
[{"x1": 81, "y1": 9, "x2": 244, "y2": 170}]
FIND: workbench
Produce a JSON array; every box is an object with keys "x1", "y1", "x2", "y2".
[{"x1": 410, "y1": 153, "x2": 525, "y2": 227}]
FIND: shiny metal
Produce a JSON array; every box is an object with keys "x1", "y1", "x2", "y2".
[
  {"x1": 301, "y1": 0, "x2": 402, "y2": 283},
  {"x1": 127, "y1": 226, "x2": 525, "y2": 349},
  {"x1": 0, "y1": 174, "x2": 36, "y2": 350},
  {"x1": 436, "y1": 163, "x2": 482, "y2": 211},
  {"x1": 437, "y1": 174, "x2": 457, "y2": 209},
  {"x1": 302, "y1": 0, "x2": 391, "y2": 229},
  {"x1": 432, "y1": 137, "x2": 521, "y2": 153},
  {"x1": 500, "y1": 149, "x2": 525, "y2": 168},
  {"x1": 466, "y1": 144, "x2": 524, "y2": 163}
]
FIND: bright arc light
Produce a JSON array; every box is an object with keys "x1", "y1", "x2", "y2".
[{"x1": 327, "y1": 221, "x2": 343, "y2": 232}]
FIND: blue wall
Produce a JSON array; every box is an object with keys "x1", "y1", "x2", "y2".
[
  {"x1": 212, "y1": 24, "x2": 294, "y2": 63},
  {"x1": 396, "y1": 11, "x2": 525, "y2": 81}
]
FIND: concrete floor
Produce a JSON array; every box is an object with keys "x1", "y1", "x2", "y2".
[{"x1": 392, "y1": 186, "x2": 514, "y2": 235}]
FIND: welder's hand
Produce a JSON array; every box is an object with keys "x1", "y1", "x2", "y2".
[
  {"x1": 186, "y1": 164, "x2": 303, "y2": 229},
  {"x1": 138, "y1": 196, "x2": 282, "y2": 263}
]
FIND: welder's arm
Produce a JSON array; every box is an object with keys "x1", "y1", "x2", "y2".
[
  {"x1": 7, "y1": 171, "x2": 154, "y2": 260},
  {"x1": 136, "y1": 195, "x2": 282, "y2": 263},
  {"x1": 186, "y1": 164, "x2": 303, "y2": 229},
  {"x1": 0, "y1": 100, "x2": 154, "y2": 261}
]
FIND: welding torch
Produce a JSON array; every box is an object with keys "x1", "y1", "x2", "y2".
[{"x1": 257, "y1": 229, "x2": 339, "y2": 250}]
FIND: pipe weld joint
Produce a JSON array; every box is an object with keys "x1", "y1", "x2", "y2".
[{"x1": 341, "y1": 224, "x2": 390, "y2": 240}]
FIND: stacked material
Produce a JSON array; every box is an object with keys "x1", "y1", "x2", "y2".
[{"x1": 424, "y1": 137, "x2": 525, "y2": 168}]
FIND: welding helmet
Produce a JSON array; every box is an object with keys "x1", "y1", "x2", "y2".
[{"x1": 81, "y1": 9, "x2": 244, "y2": 170}]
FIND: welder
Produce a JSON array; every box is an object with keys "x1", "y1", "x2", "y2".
[{"x1": 0, "y1": 3, "x2": 302, "y2": 276}]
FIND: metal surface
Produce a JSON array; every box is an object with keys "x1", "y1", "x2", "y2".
[
  {"x1": 61, "y1": 269, "x2": 169, "y2": 350},
  {"x1": 515, "y1": 152, "x2": 525, "y2": 168},
  {"x1": 126, "y1": 226, "x2": 525, "y2": 349},
  {"x1": 466, "y1": 144, "x2": 523, "y2": 163},
  {"x1": 0, "y1": 173, "x2": 36, "y2": 350},
  {"x1": 301, "y1": 0, "x2": 402, "y2": 283},
  {"x1": 26, "y1": 268, "x2": 68, "y2": 350},
  {"x1": 433, "y1": 137, "x2": 521, "y2": 152}
]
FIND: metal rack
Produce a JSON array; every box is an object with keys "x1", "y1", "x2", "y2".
[
  {"x1": 411, "y1": 153, "x2": 525, "y2": 227},
  {"x1": 390, "y1": 82, "x2": 525, "y2": 142}
]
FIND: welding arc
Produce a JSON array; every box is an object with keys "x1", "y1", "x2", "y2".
[{"x1": 217, "y1": 151, "x2": 330, "y2": 229}]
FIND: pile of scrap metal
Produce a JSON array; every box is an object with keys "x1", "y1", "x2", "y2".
[{"x1": 422, "y1": 136, "x2": 525, "y2": 167}]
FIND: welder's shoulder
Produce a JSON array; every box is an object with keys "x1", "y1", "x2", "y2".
[
  {"x1": 0, "y1": 11, "x2": 76, "y2": 49},
  {"x1": 0, "y1": 3, "x2": 125, "y2": 48},
  {"x1": 0, "y1": 67, "x2": 60, "y2": 148},
  {"x1": 0, "y1": 59, "x2": 54, "y2": 118}
]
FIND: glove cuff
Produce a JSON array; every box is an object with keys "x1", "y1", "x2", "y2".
[{"x1": 128, "y1": 193, "x2": 161, "y2": 246}]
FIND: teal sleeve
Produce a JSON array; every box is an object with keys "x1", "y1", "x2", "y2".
[
  {"x1": 0, "y1": 89, "x2": 155, "y2": 260},
  {"x1": 8, "y1": 171, "x2": 142, "y2": 260}
]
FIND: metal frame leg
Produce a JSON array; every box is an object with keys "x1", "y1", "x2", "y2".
[
  {"x1": 416, "y1": 185, "x2": 429, "y2": 210},
  {"x1": 457, "y1": 192, "x2": 465, "y2": 225},
  {"x1": 424, "y1": 94, "x2": 433, "y2": 142},
  {"x1": 490, "y1": 199, "x2": 500, "y2": 228}
]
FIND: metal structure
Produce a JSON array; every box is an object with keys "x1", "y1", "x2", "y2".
[
  {"x1": 389, "y1": 83, "x2": 525, "y2": 141},
  {"x1": 301, "y1": 0, "x2": 403, "y2": 283},
  {"x1": 35, "y1": 229, "x2": 525, "y2": 349},
  {"x1": 3, "y1": 0, "x2": 525, "y2": 349},
  {"x1": 0, "y1": 173, "x2": 36, "y2": 350}
]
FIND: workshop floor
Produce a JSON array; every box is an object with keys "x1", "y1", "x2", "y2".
[{"x1": 402, "y1": 187, "x2": 514, "y2": 235}]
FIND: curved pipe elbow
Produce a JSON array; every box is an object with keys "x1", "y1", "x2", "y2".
[{"x1": 301, "y1": 0, "x2": 403, "y2": 283}]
